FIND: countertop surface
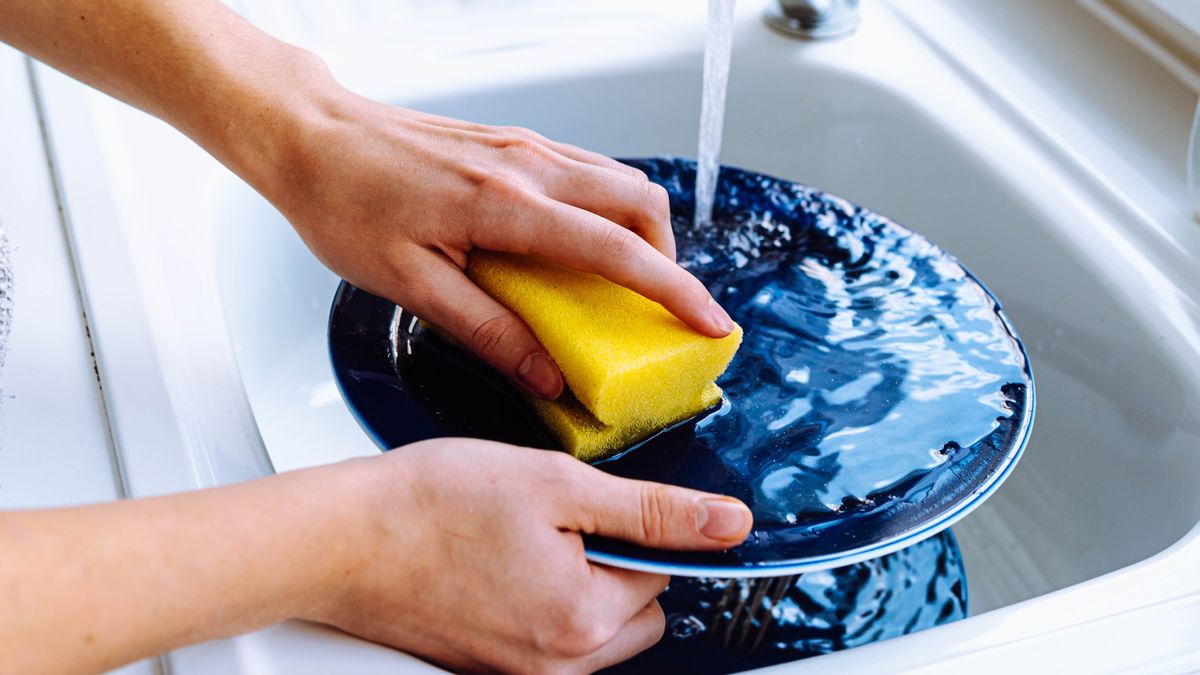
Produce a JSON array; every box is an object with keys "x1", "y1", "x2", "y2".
[
  {"x1": 0, "y1": 46, "x2": 120, "y2": 511},
  {"x1": 0, "y1": 43, "x2": 155, "y2": 675}
]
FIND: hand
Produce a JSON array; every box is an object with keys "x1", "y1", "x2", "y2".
[
  {"x1": 258, "y1": 85, "x2": 737, "y2": 400},
  {"x1": 308, "y1": 439, "x2": 753, "y2": 673}
]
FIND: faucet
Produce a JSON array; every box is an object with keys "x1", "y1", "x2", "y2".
[
  {"x1": 764, "y1": 0, "x2": 860, "y2": 39},
  {"x1": 1189, "y1": 98, "x2": 1200, "y2": 222}
]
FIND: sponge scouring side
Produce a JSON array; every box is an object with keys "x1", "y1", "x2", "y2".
[
  {"x1": 467, "y1": 251, "x2": 743, "y2": 427},
  {"x1": 532, "y1": 383, "x2": 723, "y2": 462}
]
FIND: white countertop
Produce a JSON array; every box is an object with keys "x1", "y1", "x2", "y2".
[
  {"x1": 0, "y1": 48, "x2": 120, "y2": 511},
  {"x1": 0, "y1": 43, "x2": 156, "y2": 675}
]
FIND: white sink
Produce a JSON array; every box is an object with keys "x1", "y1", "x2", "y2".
[
  {"x1": 218, "y1": 2, "x2": 1200, "y2": 613},
  {"x1": 32, "y1": 0, "x2": 1200, "y2": 671}
]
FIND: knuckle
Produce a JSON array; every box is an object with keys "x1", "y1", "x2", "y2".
[
  {"x1": 628, "y1": 166, "x2": 651, "y2": 183},
  {"x1": 548, "y1": 458, "x2": 593, "y2": 516},
  {"x1": 470, "y1": 314, "x2": 517, "y2": 358},
  {"x1": 600, "y1": 225, "x2": 638, "y2": 259},
  {"x1": 642, "y1": 181, "x2": 671, "y2": 221},
  {"x1": 535, "y1": 451, "x2": 581, "y2": 494},
  {"x1": 497, "y1": 135, "x2": 552, "y2": 163},
  {"x1": 545, "y1": 449, "x2": 581, "y2": 479},
  {"x1": 675, "y1": 265, "x2": 708, "y2": 300},
  {"x1": 647, "y1": 612, "x2": 667, "y2": 647},
  {"x1": 501, "y1": 125, "x2": 544, "y2": 141},
  {"x1": 633, "y1": 178, "x2": 672, "y2": 225},
  {"x1": 475, "y1": 173, "x2": 524, "y2": 201},
  {"x1": 637, "y1": 483, "x2": 676, "y2": 543},
  {"x1": 552, "y1": 611, "x2": 614, "y2": 657},
  {"x1": 649, "y1": 600, "x2": 667, "y2": 628},
  {"x1": 647, "y1": 574, "x2": 670, "y2": 597}
]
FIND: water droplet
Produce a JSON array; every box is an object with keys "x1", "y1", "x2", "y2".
[{"x1": 667, "y1": 614, "x2": 707, "y2": 641}]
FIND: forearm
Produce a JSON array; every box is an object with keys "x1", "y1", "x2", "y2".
[
  {"x1": 0, "y1": 464, "x2": 363, "y2": 674},
  {"x1": 0, "y1": 0, "x2": 335, "y2": 196}
]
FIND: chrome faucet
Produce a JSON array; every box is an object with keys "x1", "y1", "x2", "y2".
[
  {"x1": 1189, "y1": 98, "x2": 1200, "y2": 222},
  {"x1": 764, "y1": 0, "x2": 860, "y2": 39}
]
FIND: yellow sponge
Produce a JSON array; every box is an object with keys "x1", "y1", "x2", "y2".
[
  {"x1": 533, "y1": 383, "x2": 723, "y2": 462},
  {"x1": 467, "y1": 251, "x2": 743, "y2": 426}
]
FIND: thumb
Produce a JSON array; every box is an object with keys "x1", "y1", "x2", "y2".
[{"x1": 566, "y1": 465, "x2": 753, "y2": 551}]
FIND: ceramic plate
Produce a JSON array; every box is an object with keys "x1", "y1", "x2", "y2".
[{"x1": 329, "y1": 157, "x2": 1034, "y2": 577}]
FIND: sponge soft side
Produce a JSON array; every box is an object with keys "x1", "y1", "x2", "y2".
[
  {"x1": 533, "y1": 383, "x2": 723, "y2": 462},
  {"x1": 467, "y1": 251, "x2": 742, "y2": 427}
]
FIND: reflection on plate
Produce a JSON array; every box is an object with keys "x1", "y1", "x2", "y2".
[
  {"x1": 606, "y1": 529, "x2": 966, "y2": 673},
  {"x1": 329, "y1": 157, "x2": 1034, "y2": 577}
]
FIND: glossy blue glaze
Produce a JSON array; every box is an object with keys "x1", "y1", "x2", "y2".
[
  {"x1": 328, "y1": 157, "x2": 1034, "y2": 576},
  {"x1": 605, "y1": 530, "x2": 966, "y2": 673}
]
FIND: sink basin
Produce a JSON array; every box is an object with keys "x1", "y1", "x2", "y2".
[
  {"x1": 32, "y1": 0, "x2": 1200, "y2": 670},
  {"x1": 218, "y1": 23, "x2": 1199, "y2": 620}
]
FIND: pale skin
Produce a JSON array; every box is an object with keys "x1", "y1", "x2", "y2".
[{"x1": 0, "y1": 2, "x2": 751, "y2": 674}]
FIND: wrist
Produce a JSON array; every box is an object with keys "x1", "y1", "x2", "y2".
[
  {"x1": 280, "y1": 455, "x2": 409, "y2": 625},
  {"x1": 201, "y1": 43, "x2": 349, "y2": 201},
  {"x1": 150, "y1": 16, "x2": 350, "y2": 206}
]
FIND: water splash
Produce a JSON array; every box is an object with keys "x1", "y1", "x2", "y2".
[{"x1": 694, "y1": 0, "x2": 737, "y2": 229}]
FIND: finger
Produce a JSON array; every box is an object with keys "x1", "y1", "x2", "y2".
[
  {"x1": 478, "y1": 131, "x2": 677, "y2": 259},
  {"x1": 413, "y1": 114, "x2": 667, "y2": 224},
  {"x1": 545, "y1": 158, "x2": 677, "y2": 261},
  {"x1": 587, "y1": 564, "x2": 670, "y2": 631},
  {"x1": 543, "y1": 139, "x2": 648, "y2": 178},
  {"x1": 403, "y1": 113, "x2": 634, "y2": 177},
  {"x1": 559, "y1": 464, "x2": 753, "y2": 550},
  {"x1": 468, "y1": 120, "x2": 637, "y2": 178},
  {"x1": 409, "y1": 253, "x2": 564, "y2": 399},
  {"x1": 399, "y1": 111, "x2": 643, "y2": 184},
  {"x1": 579, "y1": 601, "x2": 666, "y2": 673},
  {"x1": 480, "y1": 197, "x2": 733, "y2": 338}
]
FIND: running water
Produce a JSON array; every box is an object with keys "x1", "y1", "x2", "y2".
[{"x1": 693, "y1": 0, "x2": 737, "y2": 229}]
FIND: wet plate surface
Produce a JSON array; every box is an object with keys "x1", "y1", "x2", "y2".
[
  {"x1": 329, "y1": 157, "x2": 1034, "y2": 577},
  {"x1": 606, "y1": 529, "x2": 966, "y2": 673}
]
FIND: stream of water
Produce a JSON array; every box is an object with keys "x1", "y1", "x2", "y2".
[{"x1": 694, "y1": 0, "x2": 737, "y2": 229}]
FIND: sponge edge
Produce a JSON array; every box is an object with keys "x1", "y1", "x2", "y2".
[
  {"x1": 533, "y1": 383, "x2": 723, "y2": 462},
  {"x1": 467, "y1": 251, "x2": 743, "y2": 426},
  {"x1": 420, "y1": 319, "x2": 728, "y2": 461}
]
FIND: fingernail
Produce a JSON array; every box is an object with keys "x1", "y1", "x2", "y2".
[
  {"x1": 518, "y1": 353, "x2": 562, "y2": 399},
  {"x1": 699, "y1": 498, "x2": 752, "y2": 541},
  {"x1": 709, "y1": 299, "x2": 735, "y2": 335}
]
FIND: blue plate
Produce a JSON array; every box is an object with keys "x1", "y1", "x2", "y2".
[
  {"x1": 607, "y1": 529, "x2": 967, "y2": 672},
  {"x1": 329, "y1": 157, "x2": 1034, "y2": 578}
]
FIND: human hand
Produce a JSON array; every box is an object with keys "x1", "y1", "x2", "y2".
[
  {"x1": 306, "y1": 439, "x2": 752, "y2": 673},
  {"x1": 254, "y1": 83, "x2": 736, "y2": 400}
]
